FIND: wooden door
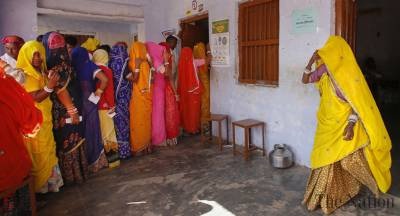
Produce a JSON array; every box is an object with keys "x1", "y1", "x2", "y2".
[{"x1": 335, "y1": 0, "x2": 357, "y2": 51}]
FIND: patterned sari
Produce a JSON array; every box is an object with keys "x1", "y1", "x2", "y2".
[
  {"x1": 303, "y1": 36, "x2": 391, "y2": 214},
  {"x1": 71, "y1": 47, "x2": 108, "y2": 173},
  {"x1": 42, "y1": 32, "x2": 89, "y2": 185},
  {"x1": 129, "y1": 42, "x2": 152, "y2": 153},
  {"x1": 110, "y1": 44, "x2": 132, "y2": 159},
  {"x1": 16, "y1": 41, "x2": 64, "y2": 192}
]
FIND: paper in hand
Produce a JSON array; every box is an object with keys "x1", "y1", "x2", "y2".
[
  {"x1": 107, "y1": 109, "x2": 116, "y2": 118},
  {"x1": 88, "y1": 93, "x2": 100, "y2": 104},
  {"x1": 65, "y1": 116, "x2": 83, "y2": 124}
]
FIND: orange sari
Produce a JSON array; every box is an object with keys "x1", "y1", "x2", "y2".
[
  {"x1": 129, "y1": 42, "x2": 152, "y2": 153},
  {"x1": 178, "y1": 47, "x2": 202, "y2": 133}
]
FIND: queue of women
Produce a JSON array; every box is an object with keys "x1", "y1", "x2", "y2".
[{"x1": 0, "y1": 32, "x2": 211, "y2": 213}]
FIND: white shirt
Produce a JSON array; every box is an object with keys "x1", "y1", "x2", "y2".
[{"x1": 0, "y1": 53, "x2": 17, "y2": 68}]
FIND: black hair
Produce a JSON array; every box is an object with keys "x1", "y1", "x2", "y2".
[
  {"x1": 65, "y1": 36, "x2": 78, "y2": 47},
  {"x1": 36, "y1": 35, "x2": 43, "y2": 42},
  {"x1": 98, "y1": 44, "x2": 111, "y2": 54},
  {"x1": 166, "y1": 35, "x2": 178, "y2": 43}
]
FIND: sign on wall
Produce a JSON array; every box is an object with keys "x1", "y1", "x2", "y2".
[
  {"x1": 184, "y1": 0, "x2": 205, "y2": 16},
  {"x1": 291, "y1": 7, "x2": 317, "y2": 34},
  {"x1": 211, "y1": 19, "x2": 230, "y2": 67}
]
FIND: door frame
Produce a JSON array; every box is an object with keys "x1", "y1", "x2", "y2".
[{"x1": 335, "y1": 0, "x2": 357, "y2": 51}]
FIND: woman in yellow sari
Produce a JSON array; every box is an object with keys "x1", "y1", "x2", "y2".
[
  {"x1": 193, "y1": 42, "x2": 211, "y2": 133},
  {"x1": 129, "y1": 42, "x2": 152, "y2": 154},
  {"x1": 301, "y1": 36, "x2": 391, "y2": 214},
  {"x1": 16, "y1": 41, "x2": 64, "y2": 192}
]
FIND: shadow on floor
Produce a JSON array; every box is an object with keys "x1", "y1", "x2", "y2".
[
  {"x1": 382, "y1": 103, "x2": 400, "y2": 197},
  {"x1": 39, "y1": 136, "x2": 399, "y2": 216}
]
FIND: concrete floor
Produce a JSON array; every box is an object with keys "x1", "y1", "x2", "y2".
[{"x1": 39, "y1": 136, "x2": 400, "y2": 216}]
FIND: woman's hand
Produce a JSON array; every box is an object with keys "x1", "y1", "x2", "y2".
[
  {"x1": 135, "y1": 58, "x2": 143, "y2": 67},
  {"x1": 47, "y1": 70, "x2": 60, "y2": 89},
  {"x1": 70, "y1": 112, "x2": 80, "y2": 125},
  {"x1": 307, "y1": 50, "x2": 320, "y2": 69},
  {"x1": 343, "y1": 122, "x2": 355, "y2": 141}
]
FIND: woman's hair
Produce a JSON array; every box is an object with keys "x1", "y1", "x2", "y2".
[{"x1": 65, "y1": 36, "x2": 78, "y2": 47}]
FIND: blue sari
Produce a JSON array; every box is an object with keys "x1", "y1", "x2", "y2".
[
  {"x1": 109, "y1": 44, "x2": 132, "y2": 159},
  {"x1": 71, "y1": 47, "x2": 108, "y2": 172}
]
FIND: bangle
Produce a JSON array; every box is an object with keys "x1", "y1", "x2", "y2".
[
  {"x1": 348, "y1": 114, "x2": 358, "y2": 123},
  {"x1": 304, "y1": 68, "x2": 312, "y2": 75},
  {"x1": 134, "y1": 68, "x2": 140, "y2": 73},
  {"x1": 164, "y1": 62, "x2": 170, "y2": 66},
  {"x1": 44, "y1": 86, "x2": 54, "y2": 93},
  {"x1": 150, "y1": 67, "x2": 156, "y2": 72}
]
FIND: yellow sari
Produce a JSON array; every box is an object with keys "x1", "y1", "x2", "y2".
[
  {"x1": 193, "y1": 42, "x2": 211, "y2": 129},
  {"x1": 303, "y1": 36, "x2": 391, "y2": 214},
  {"x1": 129, "y1": 42, "x2": 152, "y2": 153},
  {"x1": 16, "y1": 41, "x2": 60, "y2": 192}
]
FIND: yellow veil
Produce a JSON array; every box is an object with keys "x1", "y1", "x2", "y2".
[
  {"x1": 81, "y1": 38, "x2": 100, "y2": 52},
  {"x1": 16, "y1": 41, "x2": 47, "y2": 82},
  {"x1": 316, "y1": 36, "x2": 391, "y2": 192},
  {"x1": 92, "y1": 49, "x2": 109, "y2": 66}
]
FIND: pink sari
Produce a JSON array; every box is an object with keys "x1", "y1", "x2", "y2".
[{"x1": 145, "y1": 42, "x2": 167, "y2": 146}]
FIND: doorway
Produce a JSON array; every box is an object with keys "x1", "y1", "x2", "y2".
[
  {"x1": 336, "y1": 0, "x2": 400, "y2": 196},
  {"x1": 179, "y1": 13, "x2": 209, "y2": 48}
]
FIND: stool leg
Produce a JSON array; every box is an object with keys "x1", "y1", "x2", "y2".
[
  {"x1": 232, "y1": 124, "x2": 236, "y2": 156},
  {"x1": 218, "y1": 121, "x2": 222, "y2": 151},
  {"x1": 262, "y1": 124, "x2": 266, "y2": 156},
  {"x1": 244, "y1": 128, "x2": 249, "y2": 161},
  {"x1": 226, "y1": 117, "x2": 229, "y2": 146},
  {"x1": 200, "y1": 122, "x2": 205, "y2": 144},
  {"x1": 29, "y1": 177, "x2": 37, "y2": 216}
]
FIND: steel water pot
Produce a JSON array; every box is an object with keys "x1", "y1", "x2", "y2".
[{"x1": 269, "y1": 144, "x2": 294, "y2": 168}]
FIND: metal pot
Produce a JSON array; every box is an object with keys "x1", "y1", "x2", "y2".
[{"x1": 269, "y1": 144, "x2": 294, "y2": 169}]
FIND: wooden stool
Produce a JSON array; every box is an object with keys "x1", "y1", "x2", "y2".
[
  {"x1": 232, "y1": 119, "x2": 265, "y2": 160},
  {"x1": 201, "y1": 114, "x2": 229, "y2": 151},
  {"x1": 0, "y1": 176, "x2": 37, "y2": 216}
]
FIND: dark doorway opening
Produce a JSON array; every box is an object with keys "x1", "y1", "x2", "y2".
[
  {"x1": 179, "y1": 13, "x2": 209, "y2": 48},
  {"x1": 336, "y1": 0, "x2": 400, "y2": 196},
  {"x1": 356, "y1": 0, "x2": 400, "y2": 196}
]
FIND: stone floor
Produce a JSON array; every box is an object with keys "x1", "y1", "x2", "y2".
[{"x1": 39, "y1": 136, "x2": 400, "y2": 216}]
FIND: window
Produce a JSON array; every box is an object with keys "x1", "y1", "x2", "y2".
[{"x1": 238, "y1": 0, "x2": 279, "y2": 85}]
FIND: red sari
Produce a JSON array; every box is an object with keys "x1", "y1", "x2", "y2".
[
  {"x1": 0, "y1": 71, "x2": 43, "y2": 192},
  {"x1": 177, "y1": 47, "x2": 202, "y2": 133},
  {"x1": 159, "y1": 42, "x2": 180, "y2": 142}
]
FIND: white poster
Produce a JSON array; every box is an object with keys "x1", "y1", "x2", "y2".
[{"x1": 211, "y1": 19, "x2": 230, "y2": 67}]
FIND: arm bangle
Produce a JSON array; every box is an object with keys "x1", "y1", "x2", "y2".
[
  {"x1": 304, "y1": 68, "x2": 312, "y2": 75},
  {"x1": 44, "y1": 86, "x2": 54, "y2": 93}
]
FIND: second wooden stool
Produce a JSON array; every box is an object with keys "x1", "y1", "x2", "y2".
[{"x1": 232, "y1": 119, "x2": 265, "y2": 160}]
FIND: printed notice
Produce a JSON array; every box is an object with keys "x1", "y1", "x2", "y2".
[
  {"x1": 291, "y1": 7, "x2": 317, "y2": 34},
  {"x1": 211, "y1": 19, "x2": 230, "y2": 67}
]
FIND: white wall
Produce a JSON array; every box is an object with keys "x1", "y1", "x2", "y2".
[
  {"x1": 144, "y1": 0, "x2": 335, "y2": 166},
  {"x1": 0, "y1": 0, "x2": 38, "y2": 42},
  {"x1": 38, "y1": 15, "x2": 136, "y2": 47}
]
